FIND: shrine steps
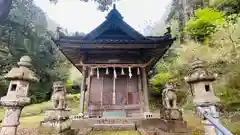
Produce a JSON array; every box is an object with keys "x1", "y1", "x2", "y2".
[
  {"x1": 71, "y1": 117, "x2": 141, "y2": 131},
  {"x1": 71, "y1": 117, "x2": 189, "y2": 135},
  {"x1": 93, "y1": 123, "x2": 136, "y2": 130}
]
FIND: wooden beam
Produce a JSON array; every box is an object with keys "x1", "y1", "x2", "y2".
[
  {"x1": 60, "y1": 43, "x2": 157, "y2": 49},
  {"x1": 79, "y1": 49, "x2": 142, "y2": 55},
  {"x1": 75, "y1": 59, "x2": 154, "y2": 68}
]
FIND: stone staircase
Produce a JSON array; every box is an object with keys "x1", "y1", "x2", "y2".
[{"x1": 92, "y1": 118, "x2": 137, "y2": 130}]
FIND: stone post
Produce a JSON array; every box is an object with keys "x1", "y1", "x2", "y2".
[
  {"x1": 185, "y1": 59, "x2": 222, "y2": 135},
  {"x1": 0, "y1": 56, "x2": 38, "y2": 135}
]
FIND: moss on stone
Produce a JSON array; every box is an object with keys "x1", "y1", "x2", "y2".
[{"x1": 88, "y1": 130, "x2": 141, "y2": 135}]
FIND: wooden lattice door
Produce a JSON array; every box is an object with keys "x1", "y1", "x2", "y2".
[
  {"x1": 102, "y1": 75, "x2": 113, "y2": 105},
  {"x1": 115, "y1": 75, "x2": 127, "y2": 105}
]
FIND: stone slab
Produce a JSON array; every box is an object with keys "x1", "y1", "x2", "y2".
[
  {"x1": 71, "y1": 118, "x2": 142, "y2": 129},
  {"x1": 138, "y1": 128, "x2": 189, "y2": 135},
  {"x1": 137, "y1": 118, "x2": 188, "y2": 133},
  {"x1": 93, "y1": 123, "x2": 136, "y2": 130},
  {"x1": 40, "y1": 119, "x2": 71, "y2": 133},
  {"x1": 71, "y1": 118, "x2": 188, "y2": 133}
]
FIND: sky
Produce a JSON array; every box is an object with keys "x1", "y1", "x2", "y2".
[{"x1": 34, "y1": 0, "x2": 171, "y2": 34}]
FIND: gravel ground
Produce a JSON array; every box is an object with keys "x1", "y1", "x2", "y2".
[
  {"x1": 0, "y1": 128, "x2": 39, "y2": 135},
  {"x1": 17, "y1": 128, "x2": 38, "y2": 135}
]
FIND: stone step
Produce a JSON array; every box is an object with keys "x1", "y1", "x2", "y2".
[{"x1": 93, "y1": 123, "x2": 136, "y2": 130}]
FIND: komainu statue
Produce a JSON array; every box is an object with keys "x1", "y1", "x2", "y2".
[
  {"x1": 161, "y1": 83, "x2": 183, "y2": 120},
  {"x1": 51, "y1": 81, "x2": 68, "y2": 110},
  {"x1": 41, "y1": 81, "x2": 71, "y2": 133},
  {"x1": 162, "y1": 84, "x2": 177, "y2": 109}
]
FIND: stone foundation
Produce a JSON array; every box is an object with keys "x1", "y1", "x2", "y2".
[
  {"x1": 138, "y1": 128, "x2": 189, "y2": 135},
  {"x1": 71, "y1": 117, "x2": 188, "y2": 134},
  {"x1": 40, "y1": 109, "x2": 71, "y2": 133},
  {"x1": 137, "y1": 118, "x2": 188, "y2": 134},
  {"x1": 71, "y1": 118, "x2": 140, "y2": 131},
  {"x1": 44, "y1": 109, "x2": 70, "y2": 121},
  {"x1": 93, "y1": 123, "x2": 136, "y2": 130},
  {"x1": 40, "y1": 119, "x2": 72, "y2": 133},
  {"x1": 161, "y1": 108, "x2": 183, "y2": 120}
]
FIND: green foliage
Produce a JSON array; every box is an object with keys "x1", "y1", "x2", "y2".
[
  {"x1": 0, "y1": 0, "x2": 71, "y2": 104},
  {"x1": 185, "y1": 8, "x2": 224, "y2": 42},
  {"x1": 150, "y1": 7, "x2": 240, "y2": 111},
  {"x1": 212, "y1": 0, "x2": 240, "y2": 14},
  {"x1": 151, "y1": 72, "x2": 170, "y2": 91},
  {"x1": 191, "y1": 128, "x2": 203, "y2": 135}
]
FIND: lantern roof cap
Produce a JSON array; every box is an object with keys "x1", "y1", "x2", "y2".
[
  {"x1": 185, "y1": 58, "x2": 216, "y2": 83},
  {"x1": 4, "y1": 56, "x2": 39, "y2": 82}
]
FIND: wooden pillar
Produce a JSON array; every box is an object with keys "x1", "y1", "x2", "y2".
[
  {"x1": 138, "y1": 73, "x2": 144, "y2": 113},
  {"x1": 101, "y1": 76, "x2": 103, "y2": 106},
  {"x1": 113, "y1": 76, "x2": 116, "y2": 105},
  {"x1": 142, "y1": 67, "x2": 150, "y2": 112},
  {"x1": 85, "y1": 72, "x2": 91, "y2": 115},
  {"x1": 80, "y1": 67, "x2": 87, "y2": 114}
]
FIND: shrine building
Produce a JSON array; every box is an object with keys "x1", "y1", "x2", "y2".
[{"x1": 55, "y1": 5, "x2": 175, "y2": 118}]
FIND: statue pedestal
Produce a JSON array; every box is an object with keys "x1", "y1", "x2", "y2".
[
  {"x1": 162, "y1": 108, "x2": 183, "y2": 120},
  {"x1": 44, "y1": 109, "x2": 70, "y2": 121},
  {"x1": 40, "y1": 109, "x2": 71, "y2": 133}
]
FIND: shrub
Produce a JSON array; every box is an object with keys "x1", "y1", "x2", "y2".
[{"x1": 185, "y1": 8, "x2": 224, "y2": 43}]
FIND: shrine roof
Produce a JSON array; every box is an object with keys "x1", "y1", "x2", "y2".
[
  {"x1": 58, "y1": 35, "x2": 172, "y2": 44},
  {"x1": 56, "y1": 4, "x2": 174, "y2": 45}
]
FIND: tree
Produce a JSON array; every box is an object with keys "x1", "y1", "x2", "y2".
[
  {"x1": 185, "y1": 8, "x2": 224, "y2": 43},
  {"x1": 0, "y1": 0, "x2": 71, "y2": 103},
  {"x1": 212, "y1": 0, "x2": 240, "y2": 14},
  {"x1": 0, "y1": 0, "x2": 12, "y2": 21}
]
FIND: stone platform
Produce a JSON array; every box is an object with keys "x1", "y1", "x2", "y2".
[
  {"x1": 40, "y1": 109, "x2": 71, "y2": 133},
  {"x1": 71, "y1": 117, "x2": 142, "y2": 130},
  {"x1": 71, "y1": 117, "x2": 188, "y2": 134}
]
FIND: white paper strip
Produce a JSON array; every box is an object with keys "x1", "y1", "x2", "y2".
[
  {"x1": 114, "y1": 67, "x2": 117, "y2": 79},
  {"x1": 121, "y1": 68, "x2": 125, "y2": 75},
  {"x1": 137, "y1": 67, "x2": 140, "y2": 75},
  {"x1": 106, "y1": 67, "x2": 109, "y2": 75},
  {"x1": 90, "y1": 67, "x2": 93, "y2": 76},
  {"x1": 97, "y1": 67, "x2": 99, "y2": 79},
  {"x1": 129, "y1": 67, "x2": 132, "y2": 79}
]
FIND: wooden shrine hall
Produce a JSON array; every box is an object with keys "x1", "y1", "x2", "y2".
[{"x1": 55, "y1": 5, "x2": 175, "y2": 118}]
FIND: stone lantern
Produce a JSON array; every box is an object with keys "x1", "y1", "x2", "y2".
[
  {"x1": 185, "y1": 59, "x2": 220, "y2": 106},
  {"x1": 0, "y1": 56, "x2": 38, "y2": 135},
  {"x1": 185, "y1": 58, "x2": 222, "y2": 135}
]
